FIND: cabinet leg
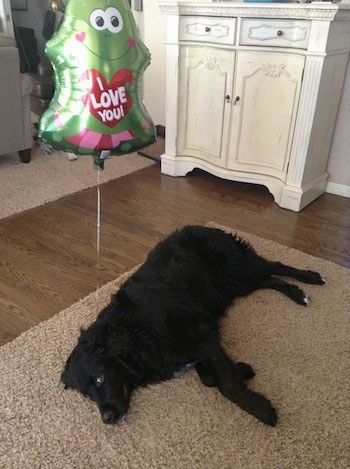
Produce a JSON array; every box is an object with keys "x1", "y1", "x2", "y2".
[{"x1": 18, "y1": 148, "x2": 31, "y2": 163}]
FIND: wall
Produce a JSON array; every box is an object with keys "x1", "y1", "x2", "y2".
[
  {"x1": 141, "y1": 0, "x2": 166, "y2": 126},
  {"x1": 326, "y1": 63, "x2": 350, "y2": 197},
  {"x1": 0, "y1": 0, "x2": 14, "y2": 37},
  {"x1": 142, "y1": 0, "x2": 204, "y2": 125},
  {"x1": 11, "y1": 0, "x2": 49, "y2": 61}
]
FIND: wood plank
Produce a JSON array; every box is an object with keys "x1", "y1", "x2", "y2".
[{"x1": 0, "y1": 164, "x2": 349, "y2": 345}]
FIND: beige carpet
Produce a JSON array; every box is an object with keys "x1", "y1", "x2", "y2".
[
  {"x1": 0, "y1": 145, "x2": 155, "y2": 220},
  {"x1": 0, "y1": 223, "x2": 349, "y2": 468},
  {"x1": 138, "y1": 136, "x2": 165, "y2": 162}
]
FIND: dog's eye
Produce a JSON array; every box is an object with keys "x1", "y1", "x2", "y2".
[{"x1": 95, "y1": 374, "x2": 104, "y2": 387}]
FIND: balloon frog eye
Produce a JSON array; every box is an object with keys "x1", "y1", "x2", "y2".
[
  {"x1": 96, "y1": 374, "x2": 105, "y2": 387},
  {"x1": 96, "y1": 16, "x2": 104, "y2": 28},
  {"x1": 90, "y1": 9, "x2": 106, "y2": 31},
  {"x1": 90, "y1": 8, "x2": 123, "y2": 34},
  {"x1": 111, "y1": 16, "x2": 119, "y2": 28},
  {"x1": 106, "y1": 7, "x2": 123, "y2": 34}
]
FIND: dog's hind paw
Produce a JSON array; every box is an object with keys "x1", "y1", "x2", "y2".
[
  {"x1": 260, "y1": 403, "x2": 278, "y2": 427},
  {"x1": 233, "y1": 362, "x2": 256, "y2": 381},
  {"x1": 231, "y1": 388, "x2": 278, "y2": 427},
  {"x1": 246, "y1": 392, "x2": 278, "y2": 427}
]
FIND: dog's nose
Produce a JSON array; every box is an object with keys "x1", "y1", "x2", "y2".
[{"x1": 102, "y1": 410, "x2": 115, "y2": 424}]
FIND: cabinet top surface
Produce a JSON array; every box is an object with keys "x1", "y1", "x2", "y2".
[{"x1": 158, "y1": 2, "x2": 350, "y2": 20}]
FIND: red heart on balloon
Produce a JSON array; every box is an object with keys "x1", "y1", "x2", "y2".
[{"x1": 81, "y1": 69, "x2": 134, "y2": 128}]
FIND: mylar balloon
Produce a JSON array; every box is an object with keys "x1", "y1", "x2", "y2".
[{"x1": 38, "y1": 0, "x2": 156, "y2": 167}]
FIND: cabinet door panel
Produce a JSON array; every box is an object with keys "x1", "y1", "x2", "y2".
[
  {"x1": 228, "y1": 51, "x2": 304, "y2": 180},
  {"x1": 178, "y1": 46, "x2": 234, "y2": 166}
]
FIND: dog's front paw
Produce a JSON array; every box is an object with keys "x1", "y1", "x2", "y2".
[
  {"x1": 307, "y1": 271, "x2": 326, "y2": 285},
  {"x1": 289, "y1": 285, "x2": 310, "y2": 306},
  {"x1": 298, "y1": 270, "x2": 326, "y2": 285}
]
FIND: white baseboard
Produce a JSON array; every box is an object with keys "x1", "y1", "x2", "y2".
[{"x1": 325, "y1": 182, "x2": 350, "y2": 198}]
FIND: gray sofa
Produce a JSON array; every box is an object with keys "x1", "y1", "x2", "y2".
[{"x1": 0, "y1": 36, "x2": 33, "y2": 162}]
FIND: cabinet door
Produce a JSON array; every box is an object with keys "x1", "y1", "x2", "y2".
[
  {"x1": 178, "y1": 46, "x2": 235, "y2": 166},
  {"x1": 227, "y1": 51, "x2": 304, "y2": 180}
]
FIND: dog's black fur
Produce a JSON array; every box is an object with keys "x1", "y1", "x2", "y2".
[{"x1": 61, "y1": 225, "x2": 325, "y2": 426}]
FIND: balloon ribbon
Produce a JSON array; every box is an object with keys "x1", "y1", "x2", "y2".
[
  {"x1": 95, "y1": 150, "x2": 110, "y2": 313},
  {"x1": 96, "y1": 168, "x2": 101, "y2": 315}
]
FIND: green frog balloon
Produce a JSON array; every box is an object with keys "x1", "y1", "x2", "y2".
[{"x1": 38, "y1": 0, "x2": 156, "y2": 168}]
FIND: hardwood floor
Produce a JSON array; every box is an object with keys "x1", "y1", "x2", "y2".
[{"x1": 0, "y1": 163, "x2": 349, "y2": 346}]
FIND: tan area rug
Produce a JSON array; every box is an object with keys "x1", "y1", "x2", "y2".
[
  {"x1": 0, "y1": 223, "x2": 349, "y2": 468},
  {"x1": 138, "y1": 136, "x2": 165, "y2": 162},
  {"x1": 0, "y1": 145, "x2": 155, "y2": 220}
]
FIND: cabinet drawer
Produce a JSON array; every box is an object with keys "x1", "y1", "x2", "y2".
[
  {"x1": 240, "y1": 19, "x2": 310, "y2": 50},
  {"x1": 179, "y1": 17, "x2": 236, "y2": 45}
]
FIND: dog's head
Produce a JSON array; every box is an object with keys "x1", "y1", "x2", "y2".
[{"x1": 61, "y1": 323, "x2": 137, "y2": 424}]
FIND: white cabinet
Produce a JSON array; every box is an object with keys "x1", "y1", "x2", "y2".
[
  {"x1": 178, "y1": 46, "x2": 235, "y2": 166},
  {"x1": 228, "y1": 51, "x2": 304, "y2": 181},
  {"x1": 159, "y1": 2, "x2": 350, "y2": 211}
]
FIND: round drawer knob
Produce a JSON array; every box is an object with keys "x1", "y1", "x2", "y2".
[
  {"x1": 205, "y1": 27, "x2": 211, "y2": 33},
  {"x1": 277, "y1": 30, "x2": 283, "y2": 37}
]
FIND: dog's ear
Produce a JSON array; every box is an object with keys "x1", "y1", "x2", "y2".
[
  {"x1": 115, "y1": 356, "x2": 140, "y2": 378},
  {"x1": 61, "y1": 369, "x2": 73, "y2": 389},
  {"x1": 83, "y1": 319, "x2": 133, "y2": 357},
  {"x1": 91, "y1": 326, "x2": 109, "y2": 353},
  {"x1": 77, "y1": 327, "x2": 87, "y2": 343},
  {"x1": 61, "y1": 353, "x2": 80, "y2": 390},
  {"x1": 61, "y1": 358, "x2": 74, "y2": 389},
  {"x1": 78, "y1": 324, "x2": 105, "y2": 351}
]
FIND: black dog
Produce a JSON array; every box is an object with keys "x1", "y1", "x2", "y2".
[{"x1": 61, "y1": 225, "x2": 325, "y2": 426}]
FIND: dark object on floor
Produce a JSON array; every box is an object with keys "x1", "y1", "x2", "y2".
[
  {"x1": 28, "y1": 62, "x2": 55, "y2": 117},
  {"x1": 14, "y1": 27, "x2": 40, "y2": 73},
  {"x1": 137, "y1": 132, "x2": 164, "y2": 162},
  {"x1": 61, "y1": 225, "x2": 325, "y2": 426},
  {"x1": 42, "y1": 10, "x2": 56, "y2": 40}
]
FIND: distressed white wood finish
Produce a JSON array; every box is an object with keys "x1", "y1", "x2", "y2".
[
  {"x1": 178, "y1": 46, "x2": 235, "y2": 166},
  {"x1": 240, "y1": 19, "x2": 310, "y2": 49},
  {"x1": 227, "y1": 51, "x2": 304, "y2": 181},
  {"x1": 159, "y1": 2, "x2": 350, "y2": 211},
  {"x1": 180, "y1": 16, "x2": 236, "y2": 44}
]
